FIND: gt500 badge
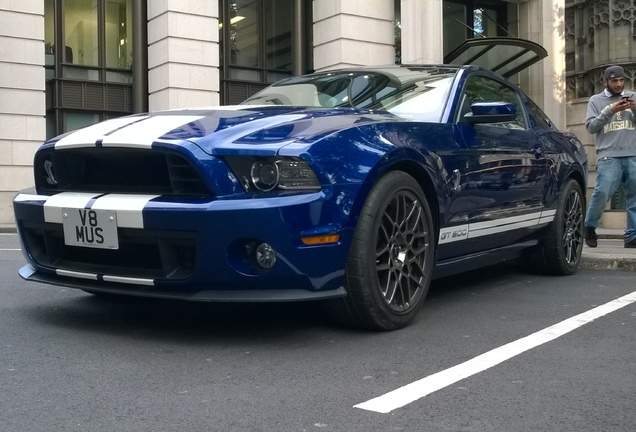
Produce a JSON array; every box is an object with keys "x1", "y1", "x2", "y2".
[{"x1": 439, "y1": 226, "x2": 468, "y2": 244}]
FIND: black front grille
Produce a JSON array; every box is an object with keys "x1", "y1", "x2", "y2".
[
  {"x1": 21, "y1": 221, "x2": 197, "y2": 280},
  {"x1": 35, "y1": 148, "x2": 211, "y2": 197}
]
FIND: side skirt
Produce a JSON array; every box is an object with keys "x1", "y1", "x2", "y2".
[{"x1": 432, "y1": 239, "x2": 539, "y2": 280}]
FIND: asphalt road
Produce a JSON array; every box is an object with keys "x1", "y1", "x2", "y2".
[{"x1": 1, "y1": 232, "x2": 635, "y2": 432}]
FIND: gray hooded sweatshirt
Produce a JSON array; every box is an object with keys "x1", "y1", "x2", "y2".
[{"x1": 585, "y1": 88, "x2": 636, "y2": 158}]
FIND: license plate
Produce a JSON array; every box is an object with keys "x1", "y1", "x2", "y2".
[{"x1": 62, "y1": 208, "x2": 119, "y2": 249}]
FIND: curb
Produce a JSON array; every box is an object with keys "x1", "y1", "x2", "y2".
[{"x1": 579, "y1": 256, "x2": 636, "y2": 271}]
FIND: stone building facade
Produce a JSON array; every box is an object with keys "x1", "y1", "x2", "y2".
[{"x1": 1, "y1": 0, "x2": 617, "y2": 226}]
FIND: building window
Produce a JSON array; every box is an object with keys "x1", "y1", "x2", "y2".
[
  {"x1": 45, "y1": 0, "x2": 134, "y2": 139},
  {"x1": 394, "y1": 0, "x2": 401, "y2": 64},
  {"x1": 392, "y1": 0, "x2": 511, "y2": 64},
  {"x1": 443, "y1": 0, "x2": 509, "y2": 56},
  {"x1": 219, "y1": 0, "x2": 310, "y2": 105}
]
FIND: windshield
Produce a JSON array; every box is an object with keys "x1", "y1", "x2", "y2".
[{"x1": 241, "y1": 67, "x2": 458, "y2": 122}]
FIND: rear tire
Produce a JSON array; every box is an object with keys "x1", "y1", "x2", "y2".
[
  {"x1": 528, "y1": 179, "x2": 584, "y2": 275},
  {"x1": 326, "y1": 171, "x2": 435, "y2": 330}
]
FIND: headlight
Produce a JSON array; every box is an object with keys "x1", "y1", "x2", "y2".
[
  {"x1": 225, "y1": 156, "x2": 321, "y2": 193},
  {"x1": 251, "y1": 161, "x2": 279, "y2": 191}
]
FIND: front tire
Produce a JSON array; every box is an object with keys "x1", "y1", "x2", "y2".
[{"x1": 327, "y1": 171, "x2": 435, "y2": 330}]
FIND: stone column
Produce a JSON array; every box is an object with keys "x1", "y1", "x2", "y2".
[
  {"x1": 519, "y1": 0, "x2": 566, "y2": 130},
  {"x1": 400, "y1": 0, "x2": 443, "y2": 64},
  {"x1": 313, "y1": 0, "x2": 395, "y2": 71},
  {"x1": 0, "y1": 3, "x2": 45, "y2": 223},
  {"x1": 147, "y1": 0, "x2": 219, "y2": 110}
]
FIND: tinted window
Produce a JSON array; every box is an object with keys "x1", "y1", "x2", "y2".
[
  {"x1": 457, "y1": 75, "x2": 527, "y2": 129},
  {"x1": 526, "y1": 98, "x2": 554, "y2": 130}
]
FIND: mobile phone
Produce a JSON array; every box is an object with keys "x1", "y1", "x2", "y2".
[{"x1": 622, "y1": 95, "x2": 632, "y2": 100}]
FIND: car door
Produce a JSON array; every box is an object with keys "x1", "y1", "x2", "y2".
[{"x1": 436, "y1": 73, "x2": 551, "y2": 260}]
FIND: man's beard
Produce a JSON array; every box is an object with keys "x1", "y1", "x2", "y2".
[{"x1": 607, "y1": 85, "x2": 623, "y2": 96}]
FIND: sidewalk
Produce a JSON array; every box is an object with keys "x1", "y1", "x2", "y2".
[
  {"x1": 2, "y1": 225, "x2": 635, "y2": 271},
  {"x1": 579, "y1": 228, "x2": 636, "y2": 271}
]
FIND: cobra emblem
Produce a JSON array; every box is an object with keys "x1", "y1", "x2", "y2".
[{"x1": 44, "y1": 160, "x2": 57, "y2": 185}]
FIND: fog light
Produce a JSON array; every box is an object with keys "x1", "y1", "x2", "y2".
[{"x1": 255, "y1": 242, "x2": 276, "y2": 269}]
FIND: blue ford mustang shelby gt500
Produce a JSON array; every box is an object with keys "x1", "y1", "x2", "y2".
[{"x1": 13, "y1": 65, "x2": 587, "y2": 330}]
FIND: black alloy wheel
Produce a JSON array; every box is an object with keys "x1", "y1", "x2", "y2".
[{"x1": 327, "y1": 171, "x2": 435, "y2": 330}]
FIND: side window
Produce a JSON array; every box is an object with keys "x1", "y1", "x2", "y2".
[
  {"x1": 526, "y1": 98, "x2": 554, "y2": 130},
  {"x1": 457, "y1": 75, "x2": 527, "y2": 130}
]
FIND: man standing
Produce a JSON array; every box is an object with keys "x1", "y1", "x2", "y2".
[{"x1": 584, "y1": 65, "x2": 636, "y2": 248}]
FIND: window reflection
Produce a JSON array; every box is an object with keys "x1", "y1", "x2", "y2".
[
  {"x1": 45, "y1": 0, "x2": 135, "y2": 139},
  {"x1": 443, "y1": 1, "x2": 467, "y2": 56},
  {"x1": 221, "y1": 0, "x2": 297, "y2": 104},
  {"x1": 230, "y1": 0, "x2": 259, "y2": 67},
  {"x1": 44, "y1": 0, "x2": 55, "y2": 79},
  {"x1": 64, "y1": 0, "x2": 99, "y2": 66},
  {"x1": 105, "y1": 0, "x2": 132, "y2": 70},
  {"x1": 64, "y1": 111, "x2": 100, "y2": 133},
  {"x1": 442, "y1": 1, "x2": 507, "y2": 57},
  {"x1": 265, "y1": 0, "x2": 292, "y2": 72}
]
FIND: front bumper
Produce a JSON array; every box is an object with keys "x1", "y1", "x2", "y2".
[
  {"x1": 14, "y1": 190, "x2": 353, "y2": 301},
  {"x1": 18, "y1": 264, "x2": 347, "y2": 301}
]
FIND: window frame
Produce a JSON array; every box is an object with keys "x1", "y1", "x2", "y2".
[{"x1": 456, "y1": 73, "x2": 528, "y2": 130}]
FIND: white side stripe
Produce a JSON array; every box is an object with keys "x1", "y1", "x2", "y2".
[
  {"x1": 538, "y1": 209, "x2": 557, "y2": 225},
  {"x1": 468, "y1": 217, "x2": 540, "y2": 239},
  {"x1": 438, "y1": 210, "x2": 556, "y2": 244}
]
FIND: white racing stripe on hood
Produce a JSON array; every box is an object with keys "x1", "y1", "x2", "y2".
[
  {"x1": 100, "y1": 115, "x2": 205, "y2": 148},
  {"x1": 43, "y1": 192, "x2": 158, "y2": 229},
  {"x1": 53, "y1": 114, "x2": 205, "y2": 149},
  {"x1": 55, "y1": 116, "x2": 149, "y2": 149}
]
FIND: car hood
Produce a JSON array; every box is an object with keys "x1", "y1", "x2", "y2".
[{"x1": 47, "y1": 105, "x2": 396, "y2": 156}]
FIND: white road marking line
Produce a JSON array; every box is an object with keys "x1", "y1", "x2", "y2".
[
  {"x1": 0, "y1": 249, "x2": 20, "y2": 251},
  {"x1": 355, "y1": 290, "x2": 636, "y2": 414}
]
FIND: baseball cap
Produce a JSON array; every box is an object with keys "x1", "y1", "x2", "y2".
[{"x1": 604, "y1": 65, "x2": 625, "y2": 80}]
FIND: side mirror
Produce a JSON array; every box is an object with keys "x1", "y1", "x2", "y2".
[{"x1": 463, "y1": 102, "x2": 516, "y2": 124}]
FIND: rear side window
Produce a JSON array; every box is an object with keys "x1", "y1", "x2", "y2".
[{"x1": 526, "y1": 98, "x2": 554, "y2": 130}]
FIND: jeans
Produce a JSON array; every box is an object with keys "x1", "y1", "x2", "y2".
[{"x1": 584, "y1": 156, "x2": 636, "y2": 242}]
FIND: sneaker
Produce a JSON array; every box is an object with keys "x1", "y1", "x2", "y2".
[
  {"x1": 585, "y1": 227, "x2": 598, "y2": 248},
  {"x1": 625, "y1": 238, "x2": 636, "y2": 248}
]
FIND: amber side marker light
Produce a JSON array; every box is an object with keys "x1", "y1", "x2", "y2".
[{"x1": 301, "y1": 234, "x2": 340, "y2": 245}]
